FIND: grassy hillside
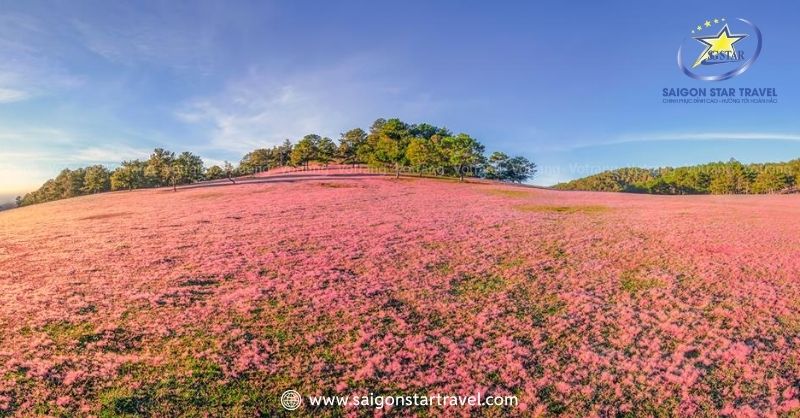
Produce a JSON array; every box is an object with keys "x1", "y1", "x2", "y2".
[
  {"x1": 554, "y1": 158, "x2": 800, "y2": 194},
  {"x1": 2, "y1": 174, "x2": 800, "y2": 416}
]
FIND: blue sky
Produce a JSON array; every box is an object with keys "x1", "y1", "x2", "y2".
[{"x1": 1, "y1": 1, "x2": 799, "y2": 201}]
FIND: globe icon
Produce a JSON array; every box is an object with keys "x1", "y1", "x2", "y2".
[{"x1": 281, "y1": 390, "x2": 302, "y2": 411}]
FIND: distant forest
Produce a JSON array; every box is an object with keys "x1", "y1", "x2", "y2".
[
  {"x1": 554, "y1": 159, "x2": 800, "y2": 194},
  {"x1": 16, "y1": 118, "x2": 537, "y2": 207}
]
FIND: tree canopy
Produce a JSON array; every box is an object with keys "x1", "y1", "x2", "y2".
[
  {"x1": 16, "y1": 117, "x2": 539, "y2": 207},
  {"x1": 554, "y1": 158, "x2": 800, "y2": 195}
]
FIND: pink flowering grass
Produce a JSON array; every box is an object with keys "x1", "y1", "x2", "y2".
[{"x1": 1, "y1": 175, "x2": 800, "y2": 416}]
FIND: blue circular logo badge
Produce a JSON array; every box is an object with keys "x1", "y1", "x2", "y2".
[{"x1": 677, "y1": 17, "x2": 762, "y2": 81}]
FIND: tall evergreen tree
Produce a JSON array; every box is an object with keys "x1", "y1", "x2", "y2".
[
  {"x1": 441, "y1": 134, "x2": 485, "y2": 181},
  {"x1": 338, "y1": 128, "x2": 367, "y2": 167},
  {"x1": 316, "y1": 137, "x2": 337, "y2": 166},
  {"x1": 83, "y1": 165, "x2": 111, "y2": 193},
  {"x1": 291, "y1": 135, "x2": 320, "y2": 169},
  {"x1": 145, "y1": 148, "x2": 175, "y2": 187}
]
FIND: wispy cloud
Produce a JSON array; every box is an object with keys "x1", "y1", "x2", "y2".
[
  {"x1": 176, "y1": 55, "x2": 442, "y2": 154},
  {"x1": 175, "y1": 80, "x2": 328, "y2": 152},
  {"x1": 547, "y1": 132, "x2": 800, "y2": 151},
  {"x1": 67, "y1": 1, "x2": 239, "y2": 76},
  {"x1": 71, "y1": 144, "x2": 152, "y2": 164},
  {"x1": 618, "y1": 132, "x2": 800, "y2": 143},
  {"x1": 0, "y1": 88, "x2": 30, "y2": 103},
  {"x1": 72, "y1": 20, "x2": 215, "y2": 74},
  {"x1": 0, "y1": 127, "x2": 151, "y2": 194},
  {"x1": 0, "y1": 12, "x2": 83, "y2": 102}
]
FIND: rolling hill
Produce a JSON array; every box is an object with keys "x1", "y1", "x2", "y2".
[
  {"x1": 1, "y1": 172, "x2": 800, "y2": 416},
  {"x1": 554, "y1": 159, "x2": 800, "y2": 195}
]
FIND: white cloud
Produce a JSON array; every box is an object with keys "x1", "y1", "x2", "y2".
[
  {"x1": 71, "y1": 145, "x2": 151, "y2": 164},
  {"x1": 618, "y1": 132, "x2": 800, "y2": 143},
  {"x1": 546, "y1": 132, "x2": 800, "y2": 152},
  {"x1": 69, "y1": 8, "x2": 220, "y2": 75},
  {"x1": 0, "y1": 13, "x2": 83, "y2": 102},
  {"x1": 176, "y1": 56, "x2": 445, "y2": 154},
  {"x1": 0, "y1": 88, "x2": 29, "y2": 103},
  {"x1": 0, "y1": 127, "x2": 151, "y2": 195},
  {"x1": 175, "y1": 69, "x2": 364, "y2": 153}
]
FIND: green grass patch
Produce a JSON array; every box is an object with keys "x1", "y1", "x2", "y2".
[
  {"x1": 41, "y1": 320, "x2": 95, "y2": 350},
  {"x1": 421, "y1": 241, "x2": 444, "y2": 250},
  {"x1": 100, "y1": 359, "x2": 274, "y2": 418},
  {"x1": 499, "y1": 256, "x2": 525, "y2": 269},
  {"x1": 450, "y1": 274, "x2": 506, "y2": 297},
  {"x1": 507, "y1": 285, "x2": 565, "y2": 325},
  {"x1": 426, "y1": 261, "x2": 453, "y2": 275},
  {"x1": 777, "y1": 314, "x2": 800, "y2": 335},
  {"x1": 484, "y1": 188, "x2": 535, "y2": 198},
  {"x1": 620, "y1": 269, "x2": 664, "y2": 295}
]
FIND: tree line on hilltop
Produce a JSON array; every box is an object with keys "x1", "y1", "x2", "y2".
[
  {"x1": 554, "y1": 158, "x2": 800, "y2": 194},
  {"x1": 16, "y1": 118, "x2": 537, "y2": 207}
]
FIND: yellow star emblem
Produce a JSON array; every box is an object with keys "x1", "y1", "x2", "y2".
[{"x1": 692, "y1": 24, "x2": 747, "y2": 68}]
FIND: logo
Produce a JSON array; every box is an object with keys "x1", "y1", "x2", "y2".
[
  {"x1": 677, "y1": 17, "x2": 762, "y2": 81},
  {"x1": 281, "y1": 390, "x2": 303, "y2": 410}
]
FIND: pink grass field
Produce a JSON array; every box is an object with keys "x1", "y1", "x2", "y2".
[{"x1": 2, "y1": 175, "x2": 800, "y2": 416}]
